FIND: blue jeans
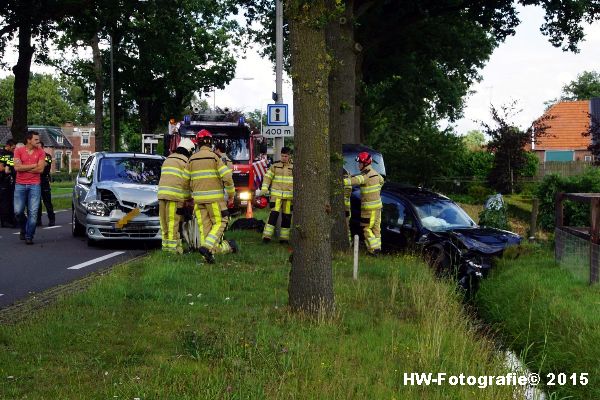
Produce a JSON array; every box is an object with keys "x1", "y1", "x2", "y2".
[{"x1": 14, "y1": 184, "x2": 41, "y2": 240}]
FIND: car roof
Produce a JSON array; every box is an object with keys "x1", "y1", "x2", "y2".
[
  {"x1": 94, "y1": 152, "x2": 165, "y2": 160},
  {"x1": 382, "y1": 182, "x2": 451, "y2": 202}
]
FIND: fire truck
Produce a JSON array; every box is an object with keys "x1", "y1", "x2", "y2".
[{"x1": 164, "y1": 113, "x2": 268, "y2": 211}]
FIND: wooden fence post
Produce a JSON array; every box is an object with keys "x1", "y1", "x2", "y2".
[
  {"x1": 590, "y1": 198, "x2": 600, "y2": 284},
  {"x1": 529, "y1": 198, "x2": 539, "y2": 241}
]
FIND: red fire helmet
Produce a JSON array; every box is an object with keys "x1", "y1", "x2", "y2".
[{"x1": 355, "y1": 151, "x2": 372, "y2": 165}]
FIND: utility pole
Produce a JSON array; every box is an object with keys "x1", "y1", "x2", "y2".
[
  {"x1": 110, "y1": 33, "x2": 116, "y2": 152},
  {"x1": 274, "y1": 0, "x2": 284, "y2": 161}
]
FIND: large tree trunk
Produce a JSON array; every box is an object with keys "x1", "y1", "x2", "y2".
[
  {"x1": 91, "y1": 32, "x2": 104, "y2": 152},
  {"x1": 11, "y1": 14, "x2": 34, "y2": 143},
  {"x1": 288, "y1": 0, "x2": 334, "y2": 315},
  {"x1": 327, "y1": 0, "x2": 356, "y2": 252}
]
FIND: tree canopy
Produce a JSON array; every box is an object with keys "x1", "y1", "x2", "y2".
[
  {"x1": 0, "y1": 73, "x2": 92, "y2": 126},
  {"x1": 561, "y1": 70, "x2": 600, "y2": 101}
]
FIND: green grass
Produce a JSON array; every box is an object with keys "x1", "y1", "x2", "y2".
[
  {"x1": 0, "y1": 226, "x2": 516, "y2": 399},
  {"x1": 475, "y1": 243, "x2": 600, "y2": 399}
]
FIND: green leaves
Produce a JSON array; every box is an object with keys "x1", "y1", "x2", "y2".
[{"x1": 0, "y1": 73, "x2": 92, "y2": 126}]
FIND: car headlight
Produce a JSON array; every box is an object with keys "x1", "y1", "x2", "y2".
[
  {"x1": 239, "y1": 191, "x2": 251, "y2": 201},
  {"x1": 86, "y1": 200, "x2": 109, "y2": 216}
]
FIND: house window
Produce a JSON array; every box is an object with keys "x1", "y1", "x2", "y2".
[
  {"x1": 585, "y1": 155, "x2": 592, "y2": 162},
  {"x1": 80, "y1": 151, "x2": 91, "y2": 169},
  {"x1": 56, "y1": 135, "x2": 63, "y2": 144},
  {"x1": 55, "y1": 151, "x2": 63, "y2": 171},
  {"x1": 81, "y1": 131, "x2": 90, "y2": 146},
  {"x1": 545, "y1": 150, "x2": 574, "y2": 162}
]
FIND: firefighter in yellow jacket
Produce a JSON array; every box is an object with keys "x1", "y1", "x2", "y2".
[
  {"x1": 157, "y1": 137, "x2": 195, "y2": 253},
  {"x1": 189, "y1": 129, "x2": 237, "y2": 264},
  {"x1": 258, "y1": 147, "x2": 293, "y2": 243},
  {"x1": 349, "y1": 152, "x2": 384, "y2": 255}
]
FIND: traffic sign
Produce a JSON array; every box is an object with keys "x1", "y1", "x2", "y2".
[
  {"x1": 262, "y1": 126, "x2": 294, "y2": 137},
  {"x1": 267, "y1": 104, "x2": 288, "y2": 126}
]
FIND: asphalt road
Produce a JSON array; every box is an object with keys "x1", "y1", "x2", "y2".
[{"x1": 0, "y1": 209, "x2": 156, "y2": 308}]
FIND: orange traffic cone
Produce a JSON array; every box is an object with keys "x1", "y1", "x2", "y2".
[{"x1": 246, "y1": 199, "x2": 254, "y2": 219}]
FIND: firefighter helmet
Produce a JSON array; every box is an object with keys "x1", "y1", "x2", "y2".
[
  {"x1": 355, "y1": 151, "x2": 372, "y2": 165},
  {"x1": 196, "y1": 129, "x2": 212, "y2": 138},
  {"x1": 178, "y1": 138, "x2": 196, "y2": 153}
]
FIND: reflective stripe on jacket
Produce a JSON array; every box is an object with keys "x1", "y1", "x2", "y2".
[
  {"x1": 189, "y1": 146, "x2": 234, "y2": 203},
  {"x1": 343, "y1": 173, "x2": 365, "y2": 211},
  {"x1": 158, "y1": 153, "x2": 191, "y2": 201},
  {"x1": 358, "y1": 165, "x2": 383, "y2": 210},
  {"x1": 261, "y1": 161, "x2": 293, "y2": 199}
]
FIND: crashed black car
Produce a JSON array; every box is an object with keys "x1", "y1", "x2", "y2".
[{"x1": 350, "y1": 183, "x2": 521, "y2": 291}]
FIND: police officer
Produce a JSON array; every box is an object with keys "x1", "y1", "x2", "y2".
[
  {"x1": 188, "y1": 129, "x2": 237, "y2": 264},
  {"x1": 258, "y1": 146, "x2": 293, "y2": 244},
  {"x1": 0, "y1": 139, "x2": 17, "y2": 228},
  {"x1": 352, "y1": 152, "x2": 384, "y2": 256},
  {"x1": 36, "y1": 142, "x2": 55, "y2": 226},
  {"x1": 157, "y1": 138, "x2": 195, "y2": 254}
]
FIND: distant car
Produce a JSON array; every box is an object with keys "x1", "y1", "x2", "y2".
[
  {"x1": 72, "y1": 152, "x2": 165, "y2": 245},
  {"x1": 342, "y1": 144, "x2": 386, "y2": 177},
  {"x1": 350, "y1": 183, "x2": 521, "y2": 292}
]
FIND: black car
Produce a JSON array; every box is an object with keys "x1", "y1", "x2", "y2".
[{"x1": 350, "y1": 183, "x2": 521, "y2": 291}]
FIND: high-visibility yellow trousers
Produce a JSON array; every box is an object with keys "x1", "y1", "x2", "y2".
[
  {"x1": 360, "y1": 208, "x2": 381, "y2": 253},
  {"x1": 194, "y1": 201, "x2": 232, "y2": 254},
  {"x1": 159, "y1": 199, "x2": 183, "y2": 253},
  {"x1": 263, "y1": 198, "x2": 292, "y2": 240}
]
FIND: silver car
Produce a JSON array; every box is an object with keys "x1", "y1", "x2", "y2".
[{"x1": 72, "y1": 152, "x2": 165, "y2": 245}]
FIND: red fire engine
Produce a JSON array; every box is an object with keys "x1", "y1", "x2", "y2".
[{"x1": 164, "y1": 113, "x2": 268, "y2": 211}]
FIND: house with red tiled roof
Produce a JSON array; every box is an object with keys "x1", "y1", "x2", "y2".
[{"x1": 528, "y1": 99, "x2": 598, "y2": 162}]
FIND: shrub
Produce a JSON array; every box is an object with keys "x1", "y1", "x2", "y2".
[
  {"x1": 478, "y1": 194, "x2": 511, "y2": 230},
  {"x1": 536, "y1": 168, "x2": 600, "y2": 230},
  {"x1": 467, "y1": 184, "x2": 492, "y2": 203},
  {"x1": 51, "y1": 170, "x2": 78, "y2": 182}
]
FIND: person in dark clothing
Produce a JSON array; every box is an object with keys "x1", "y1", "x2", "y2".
[
  {"x1": 36, "y1": 142, "x2": 55, "y2": 227},
  {"x1": 0, "y1": 139, "x2": 17, "y2": 228}
]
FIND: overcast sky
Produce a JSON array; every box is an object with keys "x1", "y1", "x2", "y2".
[{"x1": 1, "y1": 5, "x2": 599, "y2": 135}]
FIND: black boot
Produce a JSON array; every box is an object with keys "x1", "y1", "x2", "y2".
[
  {"x1": 198, "y1": 247, "x2": 215, "y2": 264},
  {"x1": 228, "y1": 239, "x2": 239, "y2": 253},
  {"x1": 48, "y1": 219, "x2": 55, "y2": 227}
]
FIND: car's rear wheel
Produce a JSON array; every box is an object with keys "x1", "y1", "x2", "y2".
[{"x1": 72, "y1": 206, "x2": 85, "y2": 237}]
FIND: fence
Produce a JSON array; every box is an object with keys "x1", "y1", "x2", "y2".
[
  {"x1": 535, "y1": 161, "x2": 592, "y2": 178},
  {"x1": 554, "y1": 192, "x2": 600, "y2": 284}
]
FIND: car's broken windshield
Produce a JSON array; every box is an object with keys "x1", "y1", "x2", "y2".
[
  {"x1": 413, "y1": 199, "x2": 476, "y2": 231},
  {"x1": 99, "y1": 157, "x2": 162, "y2": 185}
]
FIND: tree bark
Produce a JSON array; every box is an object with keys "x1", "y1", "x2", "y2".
[
  {"x1": 288, "y1": 0, "x2": 334, "y2": 316},
  {"x1": 327, "y1": 0, "x2": 357, "y2": 252},
  {"x1": 11, "y1": 12, "x2": 34, "y2": 143},
  {"x1": 91, "y1": 32, "x2": 104, "y2": 152}
]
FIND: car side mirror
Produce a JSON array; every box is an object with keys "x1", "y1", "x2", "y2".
[{"x1": 77, "y1": 176, "x2": 91, "y2": 186}]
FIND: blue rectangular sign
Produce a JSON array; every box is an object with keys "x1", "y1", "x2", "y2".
[{"x1": 267, "y1": 104, "x2": 289, "y2": 126}]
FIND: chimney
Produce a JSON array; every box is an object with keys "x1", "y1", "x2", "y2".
[{"x1": 6, "y1": 117, "x2": 12, "y2": 128}]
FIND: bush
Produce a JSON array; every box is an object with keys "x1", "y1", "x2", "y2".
[
  {"x1": 51, "y1": 170, "x2": 78, "y2": 182},
  {"x1": 536, "y1": 168, "x2": 600, "y2": 230},
  {"x1": 467, "y1": 184, "x2": 492, "y2": 203},
  {"x1": 478, "y1": 194, "x2": 511, "y2": 230}
]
